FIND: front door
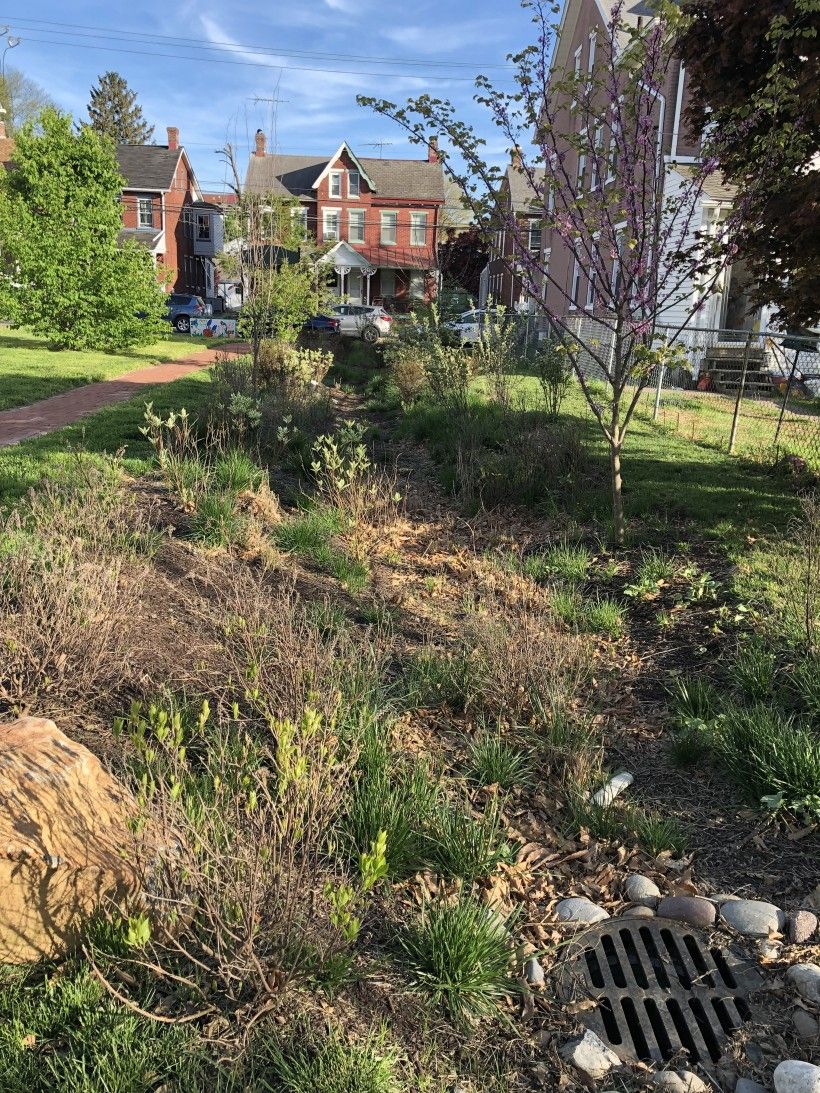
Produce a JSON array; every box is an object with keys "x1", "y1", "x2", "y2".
[{"x1": 348, "y1": 269, "x2": 363, "y2": 303}]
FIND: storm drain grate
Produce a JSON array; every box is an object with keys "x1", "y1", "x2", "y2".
[{"x1": 559, "y1": 919, "x2": 763, "y2": 1065}]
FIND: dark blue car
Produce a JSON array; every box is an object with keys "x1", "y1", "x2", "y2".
[{"x1": 302, "y1": 314, "x2": 341, "y2": 334}]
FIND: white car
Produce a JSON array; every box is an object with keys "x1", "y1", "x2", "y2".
[
  {"x1": 444, "y1": 309, "x2": 505, "y2": 346},
  {"x1": 330, "y1": 304, "x2": 393, "y2": 343}
]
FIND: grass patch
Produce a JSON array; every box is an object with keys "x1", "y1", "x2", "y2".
[
  {"x1": 424, "y1": 798, "x2": 509, "y2": 882},
  {"x1": 400, "y1": 646, "x2": 476, "y2": 711},
  {"x1": 732, "y1": 637, "x2": 779, "y2": 702},
  {"x1": 550, "y1": 586, "x2": 626, "y2": 637},
  {"x1": 190, "y1": 491, "x2": 246, "y2": 547},
  {"x1": 467, "y1": 729, "x2": 534, "y2": 789},
  {"x1": 274, "y1": 506, "x2": 369, "y2": 592},
  {"x1": 397, "y1": 896, "x2": 520, "y2": 1024},
  {"x1": 522, "y1": 541, "x2": 592, "y2": 583},
  {"x1": 213, "y1": 448, "x2": 265, "y2": 493},
  {"x1": 257, "y1": 1026, "x2": 398, "y2": 1093}
]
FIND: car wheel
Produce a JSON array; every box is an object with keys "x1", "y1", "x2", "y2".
[
  {"x1": 362, "y1": 324, "x2": 379, "y2": 344},
  {"x1": 175, "y1": 315, "x2": 191, "y2": 333}
]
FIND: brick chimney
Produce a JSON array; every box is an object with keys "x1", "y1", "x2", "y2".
[
  {"x1": 167, "y1": 126, "x2": 180, "y2": 151},
  {"x1": 510, "y1": 146, "x2": 523, "y2": 169},
  {"x1": 428, "y1": 137, "x2": 439, "y2": 163},
  {"x1": 255, "y1": 129, "x2": 267, "y2": 157}
]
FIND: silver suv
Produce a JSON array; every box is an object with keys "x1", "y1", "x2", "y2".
[{"x1": 330, "y1": 304, "x2": 393, "y2": 343}]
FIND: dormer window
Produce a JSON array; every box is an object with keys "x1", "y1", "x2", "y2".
[
  {"x1": 329, "y1": 171, "x2": 342, "y2": 198},
  {"x1": 348, "y1": 171, "x2": 360, "y2": 198}
]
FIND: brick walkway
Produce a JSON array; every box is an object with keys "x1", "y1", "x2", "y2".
[{"x1": 0, "y1": 343, "x2": 247, "y2": 448}]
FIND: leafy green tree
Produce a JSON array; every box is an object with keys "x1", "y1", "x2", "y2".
[
  {"x1": 0, "y1": 67, "x2": 56, "y2": 135},
  {"x1": 0, "y1": 109, "x2": 168, "y2": 350},
  {"x1": 87, "y1": 71, "x2": 154, "y2": 144}
]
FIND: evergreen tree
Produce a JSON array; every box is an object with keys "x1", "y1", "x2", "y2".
[
  {"x1": 0, "y1": 109, "x2": 168, "y2": 350},
  {"x1": 87, "y1": 71, "x2": 154, "y2": 144}
]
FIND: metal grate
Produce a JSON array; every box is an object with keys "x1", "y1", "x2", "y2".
[{"x1": 559, "y1": 919, "x2": 763, "y2": 1065}]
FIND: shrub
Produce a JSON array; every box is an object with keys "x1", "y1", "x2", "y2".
[
  {"x1": 397, "y1": 896, "x2": 520, "y2": 1023},
  {"x1": 256, "y1": 1026, "x2": 398, "y2": 1093},
  {"x1": 390, "y1": 353, "x2": 427, "y2": 406},
  {"x1": 190, "y1": 491, "x2": 246, "y2": 547},
  {"x1": 712, "y1": 702, "x2": 820, "y2": 818},
  {"x1": 467, "y1": 729, "x2": 534, "y2": 789},
  {"x1": 533, "y1": 335, "x2": 574, "y2": 416},
  {"x1": 424, "y1": 797, "x2": 508, "y2": 882}
]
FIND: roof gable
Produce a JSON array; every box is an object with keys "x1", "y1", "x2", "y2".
[
  {"x1": 245, "y1": 150, "x2": 445, "y2": 204},
  {"x1": 312, "y1": 142, "x2": 377, "y2": 192}
]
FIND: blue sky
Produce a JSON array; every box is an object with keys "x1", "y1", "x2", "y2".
[{"x1": 1, "y1": 1, "x2": 537, "y2": 192}]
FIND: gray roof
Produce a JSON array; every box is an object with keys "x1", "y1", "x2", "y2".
[
  {"x1": 116, "y1": 145, "x2": 182, "y2": 191},
  {"x1": 506, "y1": 165, "x2": 546, "y2": 214},
  {"x1": 672, "y1": 164, "x2": 736, "y2": 203},
  {"x1": 118, "y1": 227, "x2": 163, "y2": 249},
  {"x1": 245, "y1": 151, "x2": 445, "y2": 203}
]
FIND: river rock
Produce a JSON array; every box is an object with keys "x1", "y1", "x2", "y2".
[
  {"x1": 774, "y1": 1060, "x2": 820, "y2": 1093},
  {"x1": 525, "y1": 957, "x2": 545, "y2": 987},
  {"x1": 793, "y1": 1009, "x2": 820, "y2": 1041},
  {"x1": 556, "y1": 897, "x2": 610, "y2": 925},
  {"x1": 735, "y1": 1081, "x2": 767, "y2": 1093},
  {"x1": 787, "y1": 964, "x2": 820, "y2": 1004},
  {"x1": 560, "y1": 1028, "x2": 620, "y2": 1079},
  {"x1": 790, "y1": 911, "x2": 819, "y2": 945},
  {"x1": 625, "y1": 874, "x2": 661, "y2": 907},
  {"x1": 0, "y1": 716, "x2": 145, "y2": 963},
  {"x1": 657, "y1": 895, "x2": 717, "y2": 929},
  {"x1": 651, "y1": 1070, "x2": 709, "y2": 1091},
  {"x1": 720, "y1": 899, "x2": 786, "y2": 938},
  {"x1": 623, "y1": 905, "x2": 656, "y2": 918}
]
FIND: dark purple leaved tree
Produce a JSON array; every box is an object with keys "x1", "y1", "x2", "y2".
[{"x1": 361, "y1": 0, "x2": 737, "y2": 542}]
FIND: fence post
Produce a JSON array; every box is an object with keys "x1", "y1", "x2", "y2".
[
  {"x1": 728, "y1": 332, "x2": 755, "y2": 455},
  {"x1": 773, "y1": 349, "x2": 801, "y2": 455},
  {"x1": 652, "y1": 364, "x2": 666, "y2": 421}
]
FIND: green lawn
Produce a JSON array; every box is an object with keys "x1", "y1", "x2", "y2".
[{"x1": 0, "y1": 329, "x2": 230, "y2": 412}]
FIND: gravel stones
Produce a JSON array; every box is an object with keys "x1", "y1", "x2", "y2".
[
  {"x1": 556, "y1": 897, "x2": 610, "y2": 925},
  {"x1": 774, "y1": 1060, "x2": 820, "y2": 1093},
  {"x1": 625, "y1": 874, "x2": 661, "y2": 907},
  {"x1": 524, "y1": 957, "x2": 545, "y2": 987},
  {"x1": 787, "y1": 963, "x2": 820, "y2": 1004},
  {"x1": 720, "y1": 899, "x2": 787, "y2": 938},
  {"x1": 622, "y1": 905, "x2": 656, "y2": 918},
  {"x1": 735, "y1": 1080, "x2": 767, "y2": 1093},
  {"x1": 790, "y1": 911, "x2": 819, "y2": 945},
  {"x1": 559, "y1": 1029, "x2": 620, "y2": 1079},
  {"x1": 792, "y1": 1009, "x2": 820, "y2": 1041},
  {"x1": 651, "y1": 1070, "x2": 708, "y2": 1091},
  {"x1": 657, "y1": 895, "x2": 717, "y2": 929}
]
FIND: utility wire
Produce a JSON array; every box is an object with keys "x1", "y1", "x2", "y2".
[{"x1": 0, "y1": 14, "x2": 513, "y2": 70}]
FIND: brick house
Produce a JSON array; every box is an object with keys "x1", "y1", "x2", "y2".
[
  {"x1": 243, "y1": 133, "x2": 445, "y2": 309},
  {"x1": 480, "y1": 151, "x2": 544, "y2": 312},
  {"x1": 116, "y1": 127, "x2": 223, "y2": 306},
  {"x1": 0, "y1": 118, "x2": 14, "y2": 170},
  {"x1": 537, "y1": 0, "x2": 769, "y2": 337}
]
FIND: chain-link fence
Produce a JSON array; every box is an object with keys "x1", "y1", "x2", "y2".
[{"x1": 563, "y1": 316, "x2": 820, "y2": 471}]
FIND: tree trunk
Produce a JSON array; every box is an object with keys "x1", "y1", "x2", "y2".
[{"x1": 609, "y1": 399, "x2": 625, "y2": 545}]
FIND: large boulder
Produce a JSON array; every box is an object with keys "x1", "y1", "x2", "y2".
[{"x1": 0, "y1": 716, "x2": 144, "y2": 963}]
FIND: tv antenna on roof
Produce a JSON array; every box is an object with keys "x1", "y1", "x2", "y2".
[
  {"x1": 364, "y1": 140, "x2": 393, "y2": 158},
  {"x1": 251, "y1": 92, "x2": 290, "y2": 155}
]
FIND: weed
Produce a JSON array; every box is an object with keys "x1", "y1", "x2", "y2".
[
  {"x1": 583, "y1": 592, "x2": 626, "y2": 638},
  {"x1": 792, "y1": 656, "x2": 820, "y2": 721},
  {"x1": 522, "y1": 541, "x2": 592, "y2": 583},
  {"x1": 667, "y1": 675, "x2": 721, "y2": 727},
  {"x1": 467, "y1": 729, "x2": 534, "y2": 789},
  {"x1": 732, "y1": 637, "x2": 778, "y2": 701},
  {"x1": 190, "y1": 491, "x2": 246, "y2": 547},
  {"x1": 213, "y1": 448, "x2": 265, "y2": 493},
  {"x1": 668, "y1": 725, "x2": 710, "y2": 766},
  {"x1": 401, "y1": 646, "x2": 475, "y2": 711},
  {"x1": 425, "y1": 797, "x2": 509, "y2": 882},
  {"x1": 306, "y1": 598, "x2": 349, "y2": 639},
  {"x1": 397, "y1": 896, "x2": 520, "y2": 1023},
  {"x1": 633, "y1": 810, "x2": 688, "y2": 856},
  {"x1": 624, "y1": 547, "x2": 677, "y2": 597},
  {"x1": 256, "y1": 1026, "x2": 399, "y2": 1093}
]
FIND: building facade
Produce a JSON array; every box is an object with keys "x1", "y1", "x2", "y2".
[
  {"x1": 244, "y1": 133, "x2": 445, "y2": 310},
  {"x1": 481, "y1": 152, "x2": 545, "y2": 312}
]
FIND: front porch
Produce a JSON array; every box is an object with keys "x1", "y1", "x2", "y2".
[{"x1": 320, "y1": 242, "x2": 438, "y2": 311}]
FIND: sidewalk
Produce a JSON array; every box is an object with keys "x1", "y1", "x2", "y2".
[{"x1": 0, "y1": 343, "x2": 247, "y2": 448}]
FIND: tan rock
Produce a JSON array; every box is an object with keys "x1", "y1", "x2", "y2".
[{"x1": 0, "y1": 716, "x2": 144, "y2": 963}]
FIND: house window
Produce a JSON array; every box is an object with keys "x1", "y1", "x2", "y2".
[
  {"x1": 588, "y1": 31, "x2": 596, "y2": 74},
  {"x1": 585, "y1": 266, "x2": 597, "y2": 309},
  {"x1": 196, "y1": 213, "x2": 211, "y2": 241},
  {"x1": 573, "y1": 45, "x2": 582, "y2": 77},
  {"x1": 348, "y1": 170, "x2": 360, "y2": 198},
  {"x1": 329, "y1": 171, "x2": 342, "y2": 198},
  {"x1": 137, "y1": 197, "x2": 153, "y2": 228},
  {"x1": 577, "y1": 151, "x2": 587, "y2": 194},
  {"x1": 349, "y1": 209, "x2": 365, "y2": 244},
  {"x1": 323, "y1": 209, "x2": 340, "y2": 241},
  {"x1": 380, "y1": 268, "x2": 396, "y2": 297},
  {"x1": 410, "y1": 211, "x2": 428, "y2": 247},
  {"x1": 292, "y1": 206, "x2": 308, "y2": 236},
  {"x1": 528, "y1": 225, "x2": 542, "y2": 253},
  {"x1": 380, "y1": 211, "x2": 397, "y2": 245},
  {"x1": 570, "y1": 259, "x2": 582, "y2": 308},
  {"x1": 590, "y1": 125, "x2": 604, "y2": 189},
  {"x1": 409, "y1": 271, "x2": 425, "y2": 299}
]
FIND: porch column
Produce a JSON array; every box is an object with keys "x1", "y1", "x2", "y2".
[
  {"x1": 363, "y1": 265, "x2": 376, "y2": 306},
  {"x1": 335, "y1": 263, "x2": 350, "y2": 300}
]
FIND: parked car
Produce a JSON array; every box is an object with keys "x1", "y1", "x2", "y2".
[
  {"x1": 166, "y1": 294, "x2": 210, "y2": 333},
  {"x1": 330, "y1": 304, "x2": 393, "y2": 343},
  {"x1": 302, "y1": 314, "x2": 341, "y2": 334},
  {"x1": 443, "y1": 308, "x2": 506, "y2": 346}
]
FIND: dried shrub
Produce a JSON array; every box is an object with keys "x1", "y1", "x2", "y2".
[
  {"x1": 389, "y1": 354, "x2": 427, "y2": 407},
  {"x1": 0, "y1": 469, "x2": 147, "y2": 712}
]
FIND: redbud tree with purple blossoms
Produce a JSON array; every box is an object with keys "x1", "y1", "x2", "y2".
[{"x1": 360, "y1": 0, "x2": 740, "y2": 543}]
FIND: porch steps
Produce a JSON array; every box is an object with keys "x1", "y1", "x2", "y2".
[{"x1": 703, "y1": 345, "x2": 777, "y2": 397}]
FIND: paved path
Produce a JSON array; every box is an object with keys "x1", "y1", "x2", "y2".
[{"x1": 0, "y1": 343, "x2": 247, "y2": 448}]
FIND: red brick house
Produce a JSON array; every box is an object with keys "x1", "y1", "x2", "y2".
[
  {"x1": 116, "y1": 127, "x2": 223, "y2": 306},
  {"x1": 243, "y1": 133, "x2": 445, "y2": 309},
  {"x1": 481, "y1": 151, "x2": 544, "y2": 312}
]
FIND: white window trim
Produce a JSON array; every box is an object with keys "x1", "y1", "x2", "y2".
[
  {"x1": 138, "y1": 196, "x2": 153, "y2": 229},
  {"x1": 329, "y1": 171, "x2": 343, "y2": 199},
  {"x1": 348, "y1": 170, "x2": 361, "y2": 199},
  {"x1": 585, "y1": 266, "x2": 597, "y2": 310},
  {"x1": 380, "y1": 210, "x2": 398, "y2": 246},
  {"x1": 570, "y1": 258, "x2": 582, "y2": 310},
  {"x1": 528, "y1": 222, "x2": 542, "y2": 254},
  {"x1": 571, "y1": 45, "x2": 583, "y2": 109},
  {"x1": 323, "y1": 207, "x2": 341, "y2": 242},
  {"x1": 587, "y1": 30, "x2": 596, "y2": 74},
  {"x1": 606, "y1": 97, "x2": 624, "y2": 185},
  {"x1": 348, "y1": 208, "x2": 365, "y2": 244},
  {"x1": 410, "y1": 210, "x2": 428, "y2": 247}
]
